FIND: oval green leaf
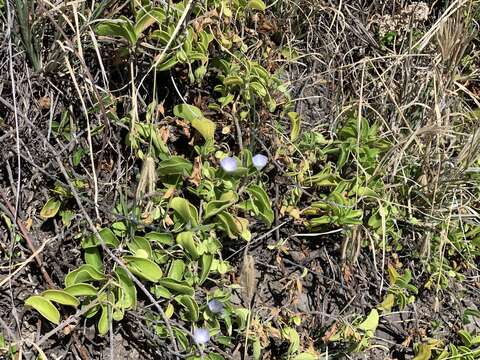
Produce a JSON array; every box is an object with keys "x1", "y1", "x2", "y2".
[
  {"x1": 176, "y1": 231, "x2": 199, "y2": 259},
  {"x1": 246, "y1": 0, "x2": 266, "y2": 11},
  {"x1": 40, "y1": 198, "x2": 61, "y2": 219},
  {"x1": 64, "y1": 283, "x2": 98, "y2": 297},
  {"x1": 25, "y1": 295, "x2": 60, "y2": 324},
  {"x1": 158, "y1": 278, "x2": 194, "y2": 296},
  {"x1": 173, "y1": 104, "x2": 203, "y2": 121},
  {"x1": 41, "y1": 290, "x2": 79, "y2": 307},
  {"x1": 123, "y1": 256, "x2": 163, "y2": 282}
]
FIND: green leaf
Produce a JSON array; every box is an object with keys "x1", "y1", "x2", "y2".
[
  {"x1": 247, "y1": 184, "x2": 274, "y2": 226},
  {"x1": 358, "y1": 309, "x2": 379, "y2": 333},
  {"x1": 223, "y1": 76, "x2": 244, "y2": 86},
  {"x1": 292, "y1": 353, "x2": 319, "y2": 360},
  {"x1": 253, "y1": 336, "x2": 262, "y2": 360},
  {"x1": 64, "y1": 264, "x2": 106, "y2": 287},
  {"x1": 123, "y1": 256, "x2": 163, "y2": 282},
  {"x1": 158, "y1": 156, "x2": 193, "y2": 176},
  {"x1": 152, "y1": 285, "x2": 172, "y2": 299},
  {"x1": 413, "y1": 343, "x2": 433, "y2": 360},
  {"x1": 64, "y1": 283, "x2": 98, "y2": 297},
  {"x1": 156, "y1": 56, "x2": 178, "y2": 71},
  {"x1": 176, "y1": 231, "x2": 199, "y2": 259},
  {"x1": 216, "y1": 211, "x2": 241, "y2": 238},
  {"x1": 175, "y1": 295, "x2": 199, "y2": 321},
  {"x1": 25, "y1": 296, "x2": 60, "y2": 324},
  {"x1": 198, "y1": 254, "x2": 213, "y2": 285},
  {"x1": 191, "y1": 117, "x2": 216, "y2": 141},
  {"x1": 246, "y1": 0, "x2": 266, "y2": 11},
  {"x1": 40, "y1": 198, "x2": 61, "y2": 219},
  {"x1": 98, "y1": 305, "x2": 109, "y2": 336},
  {"x1": 82, "y1": 228, "x2": 119, "y2": 249},
  {"x1": 145, "y1": 232, "x2": 174, "y2": 245},
  {"x1": 233, "y1": 308, "x2": 250, "y2": 330},
  {"x1": 458, "y1": 330, "x2": 473, "y2": 346},
  {"x1": 114, "y1": 267, "x2": 137, "y2": 309},
  {"x1": 127, "y1": 236, "x2": 152, "y2": 259},
  {"x1": 170, "y1": 197, "x2": 199, "y2": 227},
  {"x1": 158, "y1": 278, "x2": 194, "y2": 296},
  {"x1": 288, "y1": 112, "x2": 301, "y2": 141},
  {"x1": 96, "y1": 17, "x2": 137, "y2": 45},
  {"x1": 250, "y1": 82, "x2": 267, "y2": 97},
  {"x1": 60, "y1": 210, "x2": 75, "y2": 227},
  {"x1": 378, "y1": 293, "x2": 395, "y2": 312},
  {"x1": 41, "y1": 290, "x2": 80, "y2": 307},
  {"x1": 134, "y1": 7, "x2": 165, "y2": 38},
  {"x1": 282, "y1": 327, "x2": 300, "y2": 355},
  {"x1": 167, "y1": 259, "x2": 185, "y2": 281},
  {"x1": 204, "y1": 194, "x2": 237, "y2": 220},
  {"x1": 84, "y1": 247, "x2": 103, "y2": 271},
  {"x1": 173, "y1": 104, "x2": 203, "y2": 121}
]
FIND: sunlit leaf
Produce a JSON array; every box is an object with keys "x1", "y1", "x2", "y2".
[
  {"x1": 173, "y1": 104, "x2": 203, "y2": 121},
  {"x1": 199, "y1": 254, "x2": 213, "y2": 285},
  {"x1": 123, "y1": 256, "x2": 163, "y2": 282},
  {"x1": 170, "y1": 197, "x2": 199, "y2": 227},
  {"x1": 40, "y1": 198, "x2": 61, "y2": 219},
  {"x1": 175, "y1": 295, "x2": 199, "y2": 321},
  {"x1": 358, "y1": 309, "x2": 379, "y2": 333},
  {"x1": 158, "y1": 278, "x2": 194, "y2": 296},
  {"x1": 64, "y1": 264, "x2": 106, "y2": 287},
  {"x1": 191, "y1": 117, "x2": 216, "y2": 141},
  {"x1": 176, "y1": 231, "x2": 199, "y2": 259},
  {"x1": 288, "y1": 112, "x2": 301, "y2": 141},
  {"x1": 41, "y1": 290, "x2": 79, "y2": 307},
  {"x1": 98, "y1": 304, "x2": 109, "y2": 336},
  {"x1": 246, "y1": 0, "x2": 266, "y2": 11},
  {"x1": 25, "y1": 296, "x2": 60, "y2": 324},
  {"x1": 114, "y1": 267, "x2": 137, "y2": 309},
  {"x1": 64, "y1": 283, "x2": 98, "y2": 297}
]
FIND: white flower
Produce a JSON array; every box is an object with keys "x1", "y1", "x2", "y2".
[
  {"x1": 207, "y1": 299, "x2": 224, "y2": 314},
  {"x1": 193, "y1": 328, "x2": 210, "y2": 344},
  {"x1": 252, "y1": 154, "x2": 268, "y2": 170},
  {"x1": 220, "y1": 156, "x2": 238, "y2": 173}
]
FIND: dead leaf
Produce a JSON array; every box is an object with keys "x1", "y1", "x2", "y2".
[
  {"x1": 24, "y1": 218, "x2": 33, "y2": 231},
  {"x1": 157, "y1": 103, "x2": 165, "y2": 116},
  {"x1": 163, "y1": 186, "x2": 176, "y2": 199},
  {"x1": 163, "y1": 214, "x2": 174, "y2": 227},
  {"x1": 322, "y1": 323, "x2": 338, "y2": 342},
  {"x1": 401, "y1": 335, "x2": 412, "y2": 348},
  {"x1": 175, "y1": 119, "x2": 191, "y2": 138},
  {"x1": 342, "y1": 264, "x2": 353, "y2": 284},
  {"x1": 38, "y1": 96, "x2": 51, "y2": 110},
  {"x1": 159, "y1": 126, "x2": 170, "y2": 144},
  {"x1": 189, "y1": 156, "x2": 202, "y2": 187}
]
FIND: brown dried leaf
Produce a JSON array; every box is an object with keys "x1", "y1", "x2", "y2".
[
  {"x1": 163, "y1": 186, "x2": 176, "y2": 199},
  {"x1": 159, "y1": 126, "x2": 170, "y2": 144},
  {"x1": 38, "y1": 96, "x2": 51, "y2": 110},
  {"x1": 321, "y1": 323, "x2": 338, "y2": 343},
  {"x1": 175, "y1": 119, "x2": 191, "y2": 138},
  {"x1": 241, "y1": 255, "x2": 256, "y2": 304},
  {"x1": 189, "y1": 156, "x2": 202, "y2": 187}
]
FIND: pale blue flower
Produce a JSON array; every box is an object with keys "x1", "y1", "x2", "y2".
[
  {"x1": 193, "y1": 328, "x2": 210, "y2": 344},
  {"x1": 252, "y1": 154, "x2": 268, "y2": 170},
  {"x1": 208, "y1": 299, "x2": 224, "y2": 314},
  {"x1": 220, "y1": 156, "x2": 238, "y2": 173}
]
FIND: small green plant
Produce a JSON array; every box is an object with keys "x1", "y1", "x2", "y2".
[
  {"x1": 379, "y1": 264, "x2": 418, "y2": 312},
  {"x1": 326, "y1": 308, "x2": 380, "y2": 352}
]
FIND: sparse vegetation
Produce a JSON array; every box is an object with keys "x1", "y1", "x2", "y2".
[{"x1": 0, "y1": 1, "x2": 479, "y2": 359}]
